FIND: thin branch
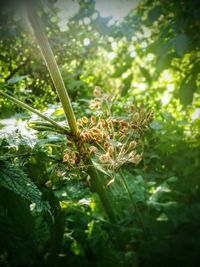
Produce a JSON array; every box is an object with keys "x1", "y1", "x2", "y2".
[
  {"x1": 0, "y1": 90, "x2": 70, "y2": 134},
  {"x1": 119, "y1": 169, "x2": 147, "y2": 233}
]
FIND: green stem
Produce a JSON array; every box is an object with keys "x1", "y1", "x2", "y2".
[
  {"x1": 26, "y1": 5, "x2": 78, "y2": 136},
  {"x1": 0, "y1": 90, "x2": 69, "y2": 134},
  {"x1": 119, "y1": 170, "x2": 146, "y2": 233}
]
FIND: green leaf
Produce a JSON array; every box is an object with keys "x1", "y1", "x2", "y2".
[
  {"x1": 155, "y1": 53, "x2": 173, "y2": 75},
  {"x1": 150, "y1": 120, "x2": 163, "y2": 130},
  {"x1": 112, "y1": 57, "x2": 132, "y2": 78},
  {"x1": 71, "y1": 241, "x2": 85, "y2": 256},
  {"x1": 147, "y1": 5, "x2": 161, "y2": 25},
  {"x1": 139, "y1": 66, "x2": 152, "y2": 84},
  {"x1": 37, "y1": 134, "x2": 65, "y2": 145},
  {"x1": 93, "y1": 160, "x2": 111, "y2": 178},
  {"x1": 179, "y1": 75, "x2": 197, "y2": 105},
  {"x1": 173, "y1": 34, "x2": 188, "y2": 57},
  {"x1": 0, "y1": 161, "x2": 50, "y2": 211},
  {"x1": 121, "y1": 73, "x2": 133, "y2": 96},
  {"x1": 166, "y1": 176, "x2": 178, "y2": 183},
  {"x1": 52, "y1": 108, "x2": 64, "y2": 116},
  {"x1": 7, "y1": 75, "x2": 28, "y2": 84},
  {"x1": 0, "y1": 188, "x2": 37, "y2": 265}
]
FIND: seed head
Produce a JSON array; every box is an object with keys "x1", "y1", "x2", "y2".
[
  {"x1": 91, "y1": 115, "x2": 96, "y2": 124},
  {"x1": 100, "y1": 119, "x2": 109, "y2": 128},
  {"x1": 104, "y1": 142, "x2": 109, "y2": 149},
  {"x1": 77, "y1": 119, "x2": 83, "y2": 127},
  {"x1": 120, "y1": 144, "x2": 126, "y2": 153},
  {"x1": 63, "y1": 154, "x2": 69, "y2": 162},
  {"x1": 45, "y1": 180, "x2": 52, "y2": 188},
  {"x1": 89, "y1": 99, "x2": 101, "y2": 109},
  {"x1": 129, "y1": 140, "x2": 137, "y2": 149},
  {"x1": 128, "y1": 150, "x2": 136, "y2": 159},
  {"x1": 89, "y1": 146, "x2": 97, "y2": 155},
  {"x1": 93, "y1": 86, "x2": 101, "y2": 97},
  {"x1": 120, "y1": 120, "x2": 128, "y2": 128},
  {"x1": 99, "y1": 154, "x2": 110, "y2": 163},
  {"x1": 146, "y1": 110, "x2": 154, "y2": 123},
  {"x1": 68, "y1": 158, "x2": 76, "y2": 165},
  {"x1": 131, "y1": 154, "x2": 142, "y2": 165},
  {"x1": 66, "y1": 140, "x2": 73, "y2": 147},
  {"x1": 132, "y1": 112, "x2": 140, "y2": 122},
  {"x1": 108, "y1": 145, "x2": 114, "y2": 156},
  {"x1": 92, "y1": 128, "x2": 101, "y2": 135},
  {"x1": 82, "y1": 116, "x2": 89, "y2": 124}
]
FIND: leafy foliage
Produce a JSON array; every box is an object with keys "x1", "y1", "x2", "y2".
[
  {"x1": 0, "y1": 161, "x2": 51, "y2": 266},
  {"x1": 0, "y1": 187, "x2": 38, "y2": 266},
  {"x1": 0, "y1": 161, "x2": 50, "y2": 210}
]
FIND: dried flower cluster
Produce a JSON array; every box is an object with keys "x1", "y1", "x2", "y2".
[{"x1": 63, "y1": 87, "x2": 154, "y2": 172}]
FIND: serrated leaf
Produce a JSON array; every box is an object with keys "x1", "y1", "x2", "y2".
[{"x1": 0, "y1": 161, "x2": 50, "y2": 211}]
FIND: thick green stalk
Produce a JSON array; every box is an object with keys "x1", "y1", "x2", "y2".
[
  {"x1": 26, "y1": 5, "x2": 78, "y2": 136},
  {"x1": 44, "y1": 189, "x2": 65, "y2": 267},
  {"x1": 86, "y1": 157, "x2": 117, "y2": 223},
  {"x1": 26, "y1": 3, "x2": 117, "y2": 224},
  {"x1": 0, "y1": 90, "x2": 69, "y2": 134}
]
